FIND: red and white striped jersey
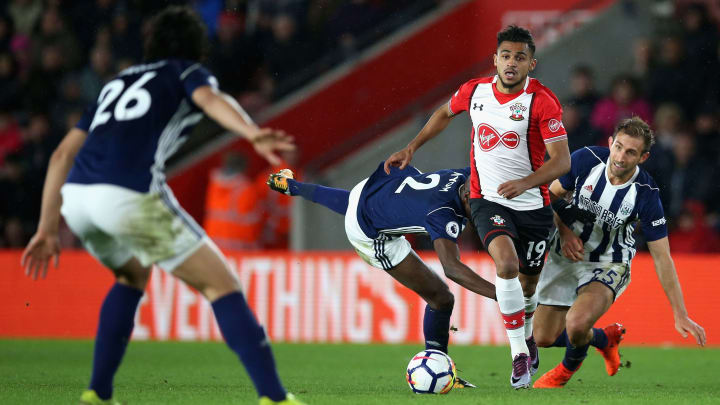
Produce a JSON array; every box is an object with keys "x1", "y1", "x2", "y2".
[{"x1": 449, "y1": 75, "x2": 567, "y2": 211}]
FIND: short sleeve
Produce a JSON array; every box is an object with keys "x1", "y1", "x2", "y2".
[
  {"x1": 179, "y1": 62, "x2": 218, "y2": 98},
  {"x1": 448, "y1": 81, "x2": 477, "y2": 116},
  {"x1": 638, "y1": 192, "x2": 668, "y2": 242},
  {"x1": 558, "y1": 148, "x2": 586, "y2": 191},
  {"x1": 425, "y1": 207, "x2": 463, "y2": 242},
  {"x1": 75, "y1": 105, "x2": 97, "y2": 132},
  {"x1": 535, "y1": 90, "x2": 567, "y2": 143}
]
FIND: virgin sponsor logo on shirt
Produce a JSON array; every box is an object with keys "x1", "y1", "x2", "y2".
[{"x1": 476, "y1": 123, "x2": 519, "y2": 152}]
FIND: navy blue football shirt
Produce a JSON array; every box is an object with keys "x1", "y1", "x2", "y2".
[
  {"x1": 356, "y1": 163, "x2": 471, "y2": 243},
  {"x1": 67, "y1": 60, "x2": 216, "y2": 193}
]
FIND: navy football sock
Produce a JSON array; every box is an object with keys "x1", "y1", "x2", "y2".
[
  {"x1": 423, "y1": 305, "x2": 453, "y2": 354},
  {"x1": 551, "y1": 329, "x2": 569, "y2": 347},
  {"x1": 589, "y1": 327, "x2": 609, "y2": 349},
  {"x1": 562, "y1": 340, "x2": 590, "y2": 371},
  {"x1": 212, "y1": 292, "x2": 286, "y2": 401},
  {"x1": 89, "y1": 283, "x2": 143, "y2": 400},
  {"x1": 287, "y1": 179, "x2": 349, "y2": 215}
]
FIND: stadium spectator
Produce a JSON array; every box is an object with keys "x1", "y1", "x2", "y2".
[
  {"x1": 254, "y1": 149, "x2": 300, "y2": 249},
  {"x1": 641, "y1": 103, "x2": 682, "y2": 208},
  {"x1": 79, "y1": 46, "x2": 114, "y2": 104},
  {"x1": 590, "y1": 74, "x2": 652, "y2": 138},
  {"x1": 32, "y1": 8, "x2": 81, "y2": 70},
  {"x1": 0, "y1": 12, "x2": 15, "y2": 52},
  {"x1": 664, "y1": 132, "x2": 712, "y2": 219},
  {"x1": 647, "y1": 36, "x2": 694, "y2": 116},
  {"x1": 262, "y1": 13, "x2": 317, "y2": 96},
  {"x1": 669, "y1": 201, "x2": 720, "y2": 253},
  {"x1": 204, "y1": 151, "x2": 263, "y2": 250},
  {"x1": 565, "y1": 65, "x2": 599, "y2": 126},
  {"x1": 0, "y1": 110, "x2": 22, "y2": 166},
  {"x1": 680, "y1": 3, "x2": 718, "y2": 70},
  {"x1": 109, "y1": 9, "x2": 143, "y2": 63},
  {"x1": 0, "y1": 52, "x2": 20, "y2": 110},
  {"x1": 563, "y1": 104, "x2": 602, "y2": 152},
  {"x1": 7, "y1": 0, "x2": 42, "y2": 36}
]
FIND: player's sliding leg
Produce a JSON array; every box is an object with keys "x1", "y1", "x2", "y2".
[
  {"x1": 268, "y1": 169, "x2": 349, "y2": 215},
  {"x1": 487, "y1": 236, "x2": 531, "y2": 389},
  {"x1": 534, "y1": 283, "x2": 615, "y2": 389},
  {"x1": 385, "y1": 251, "x2": 475, "y2": 389},
  {"x1": 172, "y1": 242, "x2": 305, "y2": 405},
  {"x1": 81, "y1": 258, "x2": 150, "y2": 404}
]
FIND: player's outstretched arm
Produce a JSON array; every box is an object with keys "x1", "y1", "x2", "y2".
[
  {"x1": 647, "y1": 237, "x2": 707, "y2": 346},
  {"x1": 383, "y1": 105, "x2": 455, "y2": 174},
  {"x1": 192, "y1": 86, "x2": 294, "y2": 165},
  {"x1": 433, "y1": 238, "x2": 496, "y2": 300},
  {"x1": 22, "y1": 128, "x2": 88, "y2": 280},
  {"x1": 497, "y1": 139, "x2": 570, "y2": 199}
]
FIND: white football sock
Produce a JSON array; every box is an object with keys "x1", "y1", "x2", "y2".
[
  {"x1": 496, "y1": 276, "x2": 528, "y2": 358},
  {"x1": 524, "y1": 290, "x2": 538, "y2": 340}
]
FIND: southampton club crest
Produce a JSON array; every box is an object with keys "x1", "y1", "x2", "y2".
[
  {"x1": 509, "y1": 102, "x2": 526, "y2": 121},
  {"x1": 491, "y1": 214, "x2": 506, "y2": 226}
]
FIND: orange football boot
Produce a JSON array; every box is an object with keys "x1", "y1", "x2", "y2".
[
  {"x1": 596, "y1": 323, "x2": 626, "y2": 376},
  {"x1": 533, "y1": 362, "x2": 578, "y2": 389}
]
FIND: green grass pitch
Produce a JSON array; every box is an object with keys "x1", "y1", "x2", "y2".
[{"x1": 1, "y1": 340, "x2": 718, "y2": 404}]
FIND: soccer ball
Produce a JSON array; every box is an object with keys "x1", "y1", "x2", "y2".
[{"x1": 405, "y1": 349, "x2": 456, "y2": 394}]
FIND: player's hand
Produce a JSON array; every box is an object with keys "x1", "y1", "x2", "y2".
[
  {"x1": 675, "y1": 315, "x2": 706, "y2": 346},
  {"x1": 497, "y1": 179, "x2": 529, "y2": 200},
  {"x1": 21, "y1": 230, "x2": 61, "y2": 280},
  {"x1": 384, "y1": 147, "x2": 413, "y2": 174},
  {"x1": 250, "y1": 128, "x2": 295, "y2": 166},
  {"x1": 559, "y1": 230, "x2": 584, "y2": 262}
]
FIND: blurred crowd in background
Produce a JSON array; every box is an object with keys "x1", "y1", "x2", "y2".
[{"x1": 1, "y1": 0, "x2": 719, "y2": 252}]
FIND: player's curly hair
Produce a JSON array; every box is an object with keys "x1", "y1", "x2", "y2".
[
  {"x1": 613, "y1": 116, "x2": 655, "y2": 153},
  {"x1": 497, "y1": 25, "x2": 535, "y2": 55},
  {"x1": 144, "y1": 6, "x2": 209, "y2": 63}
]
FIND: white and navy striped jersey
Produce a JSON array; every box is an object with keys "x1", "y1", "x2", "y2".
[
  {"x1": 356, "y1": 163, "x2": 470, "y2": 243},
  {"x1": 67, "y1": 59, "x2": 217, "y2": 193},
  {"x1": 554, "y1": 146, "x2": 668, "y2": 263}
]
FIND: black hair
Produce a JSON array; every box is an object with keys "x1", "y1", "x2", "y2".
[
  {"x1": 144, "y1": 6, "x2": 209, "y2": 63},
  {"x1": 497, "y1": 25, "x2": 535, "y2": 55}
]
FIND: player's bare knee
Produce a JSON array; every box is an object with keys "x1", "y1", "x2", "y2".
[
  {"x1": 429, "y1": 288, "x2": 454, "y2": 311},
  {"x1": 113, "y1": 261, "x2": 151, "y2": 290},
  {"x1": 534, "y1": 330, "x2": 558, "y2": 347},
  {"x1": 565, "y1": 316, "x2": 592, "y2": 346},
  {"x1": 495, "y1": 256, "x2": 520, "y2": 279}
]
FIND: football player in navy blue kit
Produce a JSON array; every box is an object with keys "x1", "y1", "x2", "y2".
[
  {"x1": 268, "y1": 163, "x2": 497, "y2": 388},
  {"x1": 532, "y1": 117, "x2": 706, "y2": 388},
  {"x1": 21, "y1": 7, "x2": 304, "y2": 405}
]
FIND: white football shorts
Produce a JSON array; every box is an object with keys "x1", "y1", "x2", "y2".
[
  {"x1": 61, "y1": 183, "x2": 206, "y2": 271},
  {"x1": 537, "y1": 248, "x2": 631, "y2": 307},
  {"x1": 344, "y1": 178, "x2": 412, "y2": 270}
]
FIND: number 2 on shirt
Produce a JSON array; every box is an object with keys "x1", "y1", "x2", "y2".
[{"x1": 394, "y1": 174, "x2": 440, "y2": 193}]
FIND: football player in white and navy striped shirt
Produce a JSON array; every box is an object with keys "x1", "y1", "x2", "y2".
[{"x1": 532, "y1": 117, "x2": 706, "y2": 388}]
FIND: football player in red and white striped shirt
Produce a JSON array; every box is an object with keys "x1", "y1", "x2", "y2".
[{"x1": 385, "y1": 25, "x2": 571, "y2": 389}]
